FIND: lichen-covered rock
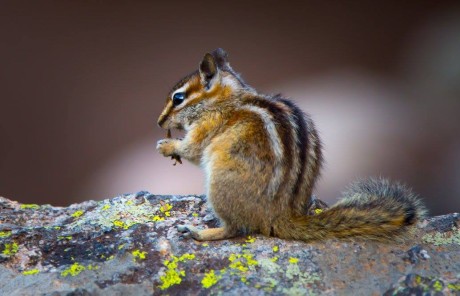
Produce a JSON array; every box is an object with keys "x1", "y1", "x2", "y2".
[{"x1": 0, "y1": 193, "x2": 459, "y2": 295}]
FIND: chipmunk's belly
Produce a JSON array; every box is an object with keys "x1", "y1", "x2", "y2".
[{"x1": 202, "y1": 147, "x2": 277, "y2": 234}]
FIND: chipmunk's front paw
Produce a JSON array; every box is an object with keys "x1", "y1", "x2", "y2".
[
  {"x1": 177, "y1": 224, "x2": 200, "y2": 240},
  {"x1": 156, "y1": 139, "x2": 179, "y2": 157}
]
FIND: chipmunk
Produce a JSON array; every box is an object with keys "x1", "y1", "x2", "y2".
[{"x1": 156, "y1": 48, "x2": 426, "y2": 242}]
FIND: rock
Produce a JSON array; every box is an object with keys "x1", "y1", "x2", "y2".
[{"x1": 0, "y1": 193, "x2": 459, "y2": 295}]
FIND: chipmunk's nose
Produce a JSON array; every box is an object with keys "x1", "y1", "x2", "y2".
[{"x1": 157, "y1": 115, "x2": 167, "y2": 128}]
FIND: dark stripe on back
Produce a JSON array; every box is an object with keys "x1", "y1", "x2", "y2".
[
  {"x1": 277, "y1": 97, "x2": 309, "y2": 196},
  {"x1": 310, "y1": 123, "x2": 323, "y2": 185},
  {"x1": 242, "y1": 95, "x2": 294, "y2": 196}
]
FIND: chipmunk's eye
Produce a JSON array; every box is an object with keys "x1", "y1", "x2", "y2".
[{"x1": 172, "y1": 92, "x2": 186, "y2": 106}]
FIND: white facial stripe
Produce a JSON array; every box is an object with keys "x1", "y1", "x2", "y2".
[{"x1": 171, "y1": 83, "x2": 189, "y2": 100}]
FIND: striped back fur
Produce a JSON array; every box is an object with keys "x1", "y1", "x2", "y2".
[{"x1": 157, "y1": 48, "x2": 323, "y2": 216}]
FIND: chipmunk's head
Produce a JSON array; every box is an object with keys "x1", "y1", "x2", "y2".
[{"x1": 157, "y1": 48, "x2": 246, "y2": 130}]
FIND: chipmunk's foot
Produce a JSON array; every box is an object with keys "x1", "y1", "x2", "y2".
[
  {"x1": 177, "y1": 224, "x2": 200, "y2": 240},
  {"x1": 177, "y1": 225, "x2": 236, "y2": 241},
  {"x1": 156, "y1": 139, "x2": 179, "y2": 157}
]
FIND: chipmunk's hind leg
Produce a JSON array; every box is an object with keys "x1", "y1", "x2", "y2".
[{"x1": 177, "y1": 225, "x2": 237, "y2": 241}]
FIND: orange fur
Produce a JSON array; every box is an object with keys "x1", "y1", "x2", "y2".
[{"x1": 156, "y1": 48, "x2": 427, "y2": 242}]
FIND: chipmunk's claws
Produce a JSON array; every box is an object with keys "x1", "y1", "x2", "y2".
[{"x1": 177, "y1": 225, "x2": 198, "y2": 239}]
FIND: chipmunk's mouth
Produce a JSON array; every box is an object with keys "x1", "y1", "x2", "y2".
[{"x1": 157, "y1": 117, "x2": 185, "y2": 132}]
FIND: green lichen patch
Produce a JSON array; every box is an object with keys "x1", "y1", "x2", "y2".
[
  {"x1": 289, "y1": 257, "x2": 299, "y2": 264},
  {"x1": 258, "y1": 256, "x2": 320, "y2": 293},
  {"x1": 228, "y1": 253, "x2": 258, "y2": 274},
  {"x1": 448, "y1": 282, "x2": 460, "y2": 291},
  {"x1": 22, "y1": 269, "x2": 40, "y2": 275},
  {"x1": 422, "y1": 227, "x2": 460, "y2": 246},
  {"x1": 61, "y1": 262, "x2": 86, "y2": 277},
  {"x1": 285, "y1": 261, "x2": 320, "y2": 284},
  {"x1": 387, "y1": 274, "x2": 460, "y2": 295},
  {"x1": 152, "y1": 215, "x2": 165, "y2": 222},
  {"x1": 0, "y1": 230, "x2": 12, "y2": 238},
  {"x1": 87, "y1": 264, "x2": 100, "y2": 270},
  {"x1": 71, "y1": 210, "x2": 84, "y2": 218},
  {"x1": 2, "y1": 242, "x2": 19, "y2": 256},
  {"x1": 113, "y1": 220, "x2": 137, "y2": 230},
  {"x1": 68, "y1": 195, "x2": 172, "y2": 233},
  {"x1": 245, "y1": 236, "x2": 256, "y2": 244},
  {"x1": 20, "y1": 204, "x2": 40, "y2": 210},
  {"x1": 132, "y1": 249, "x2": 147, "y2": 261},
  {"x1": 159, "y1": 203, "x2": 173, "y2": 217},
  {"x1": 201, "y1": 269, "x2": 222, "y2": 288}
]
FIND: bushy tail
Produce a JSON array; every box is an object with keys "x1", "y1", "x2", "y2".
[{"x1": 273, "y1": 178, "x2": 427, "y2": 242}]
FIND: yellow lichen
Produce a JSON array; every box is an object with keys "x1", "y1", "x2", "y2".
[
  {"x1": 160, "y1": 267, "x2": 184, "y2": 290},
  {"x1": 432, "y1": 280, "x2": 443, "y2": 292},
  {"x1": 113, "y1": 220, "x2": 125, "y2": 228},
  {"x1": 228, "y1": 253, "x2": 258, "y2": 273},
  {"x1": 272, "y1": 245, "x2": 279, "y2": 252},
  {"x1": 192, "y1": 213, "x2": 199, "y2": 217},
  {"x1": 22, "y1": 269, "x2": 40, "y2": 275},
  {"x1": 202, "y1": 243, "x2": 209, "y2": 247},
  {"x1": 152, "y1": 215, "x2": 165, "y2": 222},
  {"x1": 160, "y1": 203, "x2": 173, "y2": 212},
  {"x1": 71, "y1": 210, "x2": 84, "y2": 218},
  {"x1": 159, "y1": 253, "x2": 195, "y2": 290},
  {"x1": 112, "y1": 220, "x2": 135, "y2": 229},
  {"x1": 229, "y1": 253, "x2": 238, "y2": 262},
  {"x1": 101, "y1": 204, "x2": 111, "y2": 211},
  {"x1": 271, "y1": 256, "x2": 279, "y2": 262},
  {"x1": 159, "y1": 203, "x2": 173, "y2": 217},
  {"x1": 314, "y1": 208, "x2": 323, "y2": 214},
  {"x1": 0, "y1": 230, "x2": 12, "y2": 238},
  {"x1": 87, "y1": 264, "x2": 99, "y2": 270},
  {"x1": 132, "y1": 249, "x2": 147, "y2": 261},
  {"x1": 178, "y1": 253, "x2": 195, "y2": 261},
  {"x1": 245, "y1": 236, "x2": 255, "y2": 243},
  {"x1": 2, "y1": 242, "x2": 19, "y2": 256},
  {"x1": 20, "y1": 204, "x2": 40, "y2": 210},
  {"x1": 201, "y1": 269, "x2": 221, "y2": 288},
  {"x1": 61, "y1": 262, "x2": 86, "y2": 277},
  {"x1": 118, "y1": 244, "x2": 125, "y2": 250},
  {"x1": 242, "y1": 253, "x2": 258, "y2": 266},
  {"x1": 126, "y1": 200, "x2": 134, "y2": 205},
  {"x1": 289, "y1": 257, "x2": 299, "y2": 264}
]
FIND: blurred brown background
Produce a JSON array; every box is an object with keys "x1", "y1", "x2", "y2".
[{"x1": 1, "y1": 1, "x2": 459, "y2": 215}]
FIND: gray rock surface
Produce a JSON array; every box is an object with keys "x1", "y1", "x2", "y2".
[{"x1": 0, "y1": 193, "x2": 459, "y2": 295}]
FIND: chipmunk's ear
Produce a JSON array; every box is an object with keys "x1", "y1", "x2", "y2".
[
  {"x1": 199, "y1": 53, "x2": 218, "y2": 88},
  {"x1": 210, "y1": 48, "x2": 229, "y2": 69}
]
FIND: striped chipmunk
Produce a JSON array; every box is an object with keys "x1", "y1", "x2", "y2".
[{"x1": 156, "y1": 48, "x2": 427, "y2": 242}]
